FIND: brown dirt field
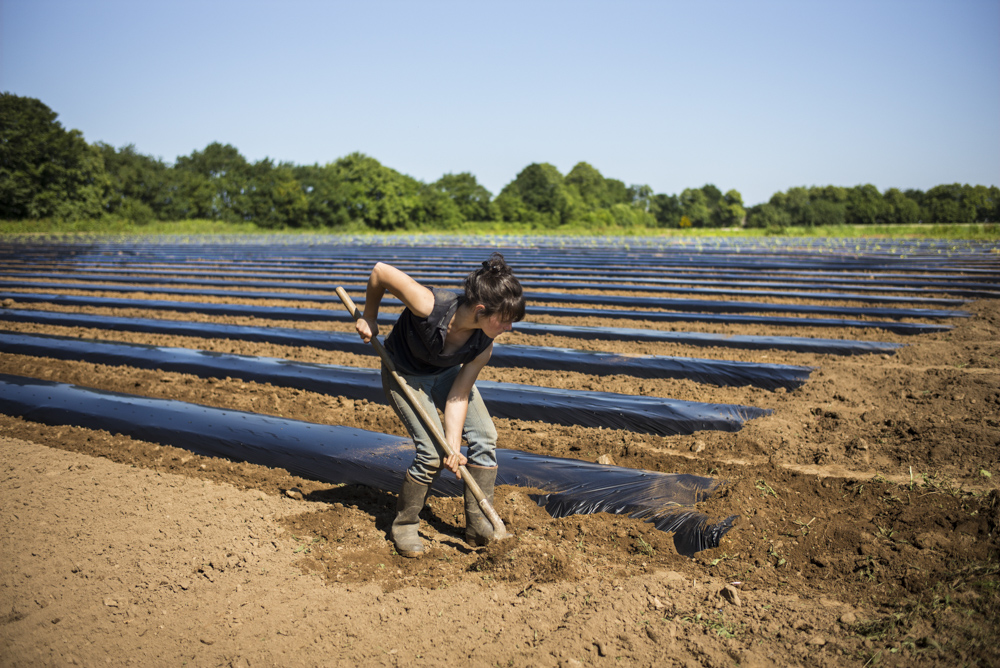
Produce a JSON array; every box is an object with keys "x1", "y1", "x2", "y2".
[{"x1": 1, "y1": 244, "x2": 999, "y2": 668}]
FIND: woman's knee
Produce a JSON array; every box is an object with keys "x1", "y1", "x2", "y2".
[
  {"x1": 408, "y1": 452, "x2": 443, "y2": 485},
  {"x1": 464, "y1": 396, "x2": 497, "y2": 445},
  {"x1": 473, "y1": 419, "x2": 498, "y2": 445}
]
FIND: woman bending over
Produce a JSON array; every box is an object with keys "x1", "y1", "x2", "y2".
[{"x1": 354, "y1": 252, "x2": 525, "y2": 557}]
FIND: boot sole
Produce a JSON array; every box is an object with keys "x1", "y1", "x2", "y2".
[{"x1": 395, "y1": 547, "x2": 425, "y2": 558}]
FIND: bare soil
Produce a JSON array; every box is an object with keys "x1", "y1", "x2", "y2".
[{"x1": 1, "y1": 272, "x2": 999, "y2": 667}]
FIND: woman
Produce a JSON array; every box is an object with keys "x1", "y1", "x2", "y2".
[{"x1": 354, "y1": 252, "x2": 525, "y2": 557}]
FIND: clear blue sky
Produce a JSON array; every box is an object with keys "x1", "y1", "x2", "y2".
[{"x1": 2, "y1": 0, "x2": 998, "y2": 205}]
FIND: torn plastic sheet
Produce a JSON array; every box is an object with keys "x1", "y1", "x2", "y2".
[
  {"x1": 0, "y1": 270, "x2": 970, "y2": 306},
  {"x1": 0, "y1": 279, "x2": 968, "y2": 319},
  {"x1": 497, "y1": 449, "x2": 736, "y2": 555},
  {"x1": 0, "y1": 373, "x2": 734, "y2": 556},
  {"x1": 0, "y1": 292, "x2": 954, "y2": 335},
  {"x1": 0, "y1": 310, "x2": 813, "y2": 390},
  {"x1": 0, "y1": 332, "x2": 769, "y2": 435}
]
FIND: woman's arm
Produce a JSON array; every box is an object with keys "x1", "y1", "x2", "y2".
[
  {"x1": 441, "y1": 343, "x2": 493, "y2": 477},
  {"x1": 355, "y1": 262, "x2": 435, "y2": 343}
]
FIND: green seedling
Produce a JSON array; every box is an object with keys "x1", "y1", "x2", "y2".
[
  {"x1": 755, "y1": 479, "x2": 778, "y2": 498},
  {"x1": 793, "y1": 518, "x2": 816, "y2": 536},
  {"x1": 634, "y1": 536, "x2": 655, "y2": 556},
  {"x1": 862, "y1": 650, "x2": 883, "y2": 667},
  {"x1": 857, "y1": 555, "x2": 877, "y2": 581},
  {"x1": 875, "y1": 523, "x2": 895, "y2": 540},
  {"x1": 767, "y1": 545, "x2": 785, "y2": 567},
  {"x1": 680, "y1": 611, "x2": 740, "y2": 639},
  {"x1": 844, "y1": 482, "x2": 865, "y2": 498}
]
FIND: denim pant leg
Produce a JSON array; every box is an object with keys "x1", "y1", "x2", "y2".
[
  {"x1": 381, "y1": 365, "x2": 448, "y2": 485},
  {"x1": 423, "y1": 368, "x2": 497, "y2": 469},
  {"x1": 382, "y1": 364, "x2": 499, "y2": 483},
  {"x1": 462, "y1": 384, "x2": 498, "y2": 469}
]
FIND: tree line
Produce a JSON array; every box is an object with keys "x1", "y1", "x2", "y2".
[{"x1": 2, "y1": 92, "x2": 997, "y2": 230}]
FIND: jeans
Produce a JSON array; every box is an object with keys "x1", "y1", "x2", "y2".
[{"x1": 381, "y1": 364, "x2": 498, "y2": 485}]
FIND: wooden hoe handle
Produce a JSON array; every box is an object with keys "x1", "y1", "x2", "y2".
[{"x1": 335, "y1": 287, "x2": 508, "y2": 539}]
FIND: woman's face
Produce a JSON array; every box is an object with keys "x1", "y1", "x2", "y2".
[{"x1": 478, "y1": 310, "x2": 514, "y2": 339}]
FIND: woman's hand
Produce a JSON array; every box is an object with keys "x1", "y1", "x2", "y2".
[
  {"x1": 443, "y1": 451, "x2": 468, "y2": 478},
  {"x1": 355, "y1": 317, "x2": 378, "y2": 343}
]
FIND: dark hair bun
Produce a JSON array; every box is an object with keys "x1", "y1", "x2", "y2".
[
  {"x1": 480, "y1": 252, "x2": 512, "y2": 276},
  {"x1": 465, "y1": 252, "x2": 525, "y2": 323}
]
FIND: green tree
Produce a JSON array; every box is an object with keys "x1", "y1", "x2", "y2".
[
  {"x1": 324, "y1": 153, "x2": 423, "y2": 230},
  {"x1": 607, "y1": 202, "x2": 654, "y2": 227},
  {"x1": 746, "y1": 202, "x2": 791, "y2": 230},
  {"x1": 97, "y1": 142, "x2": 172, "y2": 222},
  {"x1": 628, "y1": 184, "x2": 653, "y2": 212},
  {"x1": 649, "y1": 193, "x2": 682, "y2": 227},
  {"x1": 564, "y1": 162, "x2": 608, "y2": 208},
  {"x1": 903, "y1": 188, "x2": 925, "y2": 208},
  {"x1": 679, "y1": 187, "x2": 711, "y2": 227},
  {"x1": 712, "y1": 189, "x2": 746, "y2": 227},
  {"x1": 171, "y1": 144, "x2": 310, "y2": 227},
  {"x1": 561, "y1": 162, "x2": 655, "y2": 229},
  {"x1": 882, "y1": 187, "x2": 923, "y2": 225},
  {"x1": 923, "y1": 184, "x2": 974, "y2": 224},
  {"x1": 701, "y1": 184, "x2": 723, "y2": 209},
  {"x1": 498, "y1": 163, "x2": 575, "y2": 226},
  {"x1": 801, "y1": 199, "x2": 846, "y2": 227},
  {"x1": 812, "y1": 185, "x2": 849, "y2": 203},
  {"x1": 563, "y1": 162, "x2": 632, "y2": 210},
  {"x1": 174, "y1": 142, "x2": 251, "y2": 221},
  {"x1": 244, "y1": 159, "x2": 309, "y2": 228},
  {"x1": 773, "y1": 187, "x2": 810, "y2": 225},
  {"x1": 159, "y1": 167, "x2": 214, "y2": 220},
  {"x1": 293, "y1": 163, "x2": 350, "y2": 228},
  {"x1": 412, "y1": 183, "x2": 464, "y2": 228},
  {"x1": 0, "y1": 92, "x2": 109, "y2": 220},
  {"x1": 604, "y1": 178, "x2": 630, "y2": 207},
  {"x1": 431, "y1": 172, "x2": 495, "y2": 221},
  {"x1": 970, "y1": 185, "x2": 1000, "y2": 222},
  {"x1": 845, "y1": 184, "x2": 889, "y2": 225},
  {"x1": 931, "y1": 184, "x2": 1000, "y2": 223}
]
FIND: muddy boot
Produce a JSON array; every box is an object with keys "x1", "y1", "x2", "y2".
[
  {"x1": 391, "y1": 473, "x2": 431, "y2": 558},
  {"x1": 464, "y1": 465, "x2": 498, "y2": 547}
]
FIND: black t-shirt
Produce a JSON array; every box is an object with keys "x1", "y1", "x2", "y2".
[{"x1": 384, "y1": 288, "x2": 493, "y2": 376}]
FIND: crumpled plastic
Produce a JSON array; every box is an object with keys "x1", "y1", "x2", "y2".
[{"x1": 0, "y1": 373, "x2": 735, "y2": 556}]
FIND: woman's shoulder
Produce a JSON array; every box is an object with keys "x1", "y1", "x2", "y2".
[{"x1": 430, "y1": 287, "x2": 459, "y2": 305}]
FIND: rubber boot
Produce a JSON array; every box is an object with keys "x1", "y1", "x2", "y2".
[
  {"x1": 391, "y1": 473, "x2": 431, "y2": 558},
  {"x1": 464, "y1": 465, "x2": 498, "y2": 547}
]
